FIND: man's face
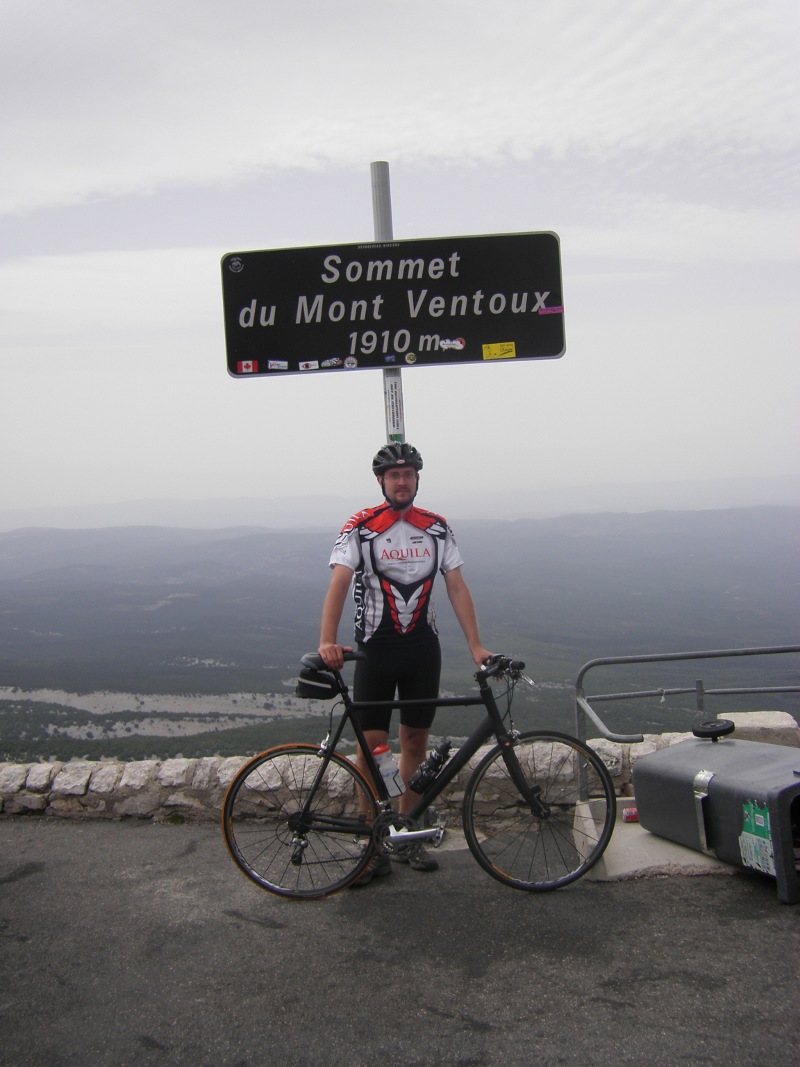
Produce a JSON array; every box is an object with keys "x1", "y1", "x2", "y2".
[{"x1": 379, "y1": 466, "x2": 418, "y2": 509}]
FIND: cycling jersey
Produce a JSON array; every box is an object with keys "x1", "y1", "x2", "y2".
[{"x1": 329, "y1": 502, "x2": 464, "y2": 644}]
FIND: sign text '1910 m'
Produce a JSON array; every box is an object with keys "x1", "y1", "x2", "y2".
[{"x1": 221, "y1": 231, "x2": 564, "y2": 377}]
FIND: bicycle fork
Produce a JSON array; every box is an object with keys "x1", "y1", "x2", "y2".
[{"x1": 498, "y1": 738, "x2": 551, "y2": 818}]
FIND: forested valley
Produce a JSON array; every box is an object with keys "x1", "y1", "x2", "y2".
[{"x1": 1, "y1": 506, "x2": 797, "y2": 761}]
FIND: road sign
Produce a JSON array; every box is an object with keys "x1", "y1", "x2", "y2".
[{"x1": 221, "y1": 231, "x2": 564, "y2": 378}]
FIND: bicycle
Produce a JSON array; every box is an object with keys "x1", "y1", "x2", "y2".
[{"x1": 222, "y1": 652, "x2": 616, "y2": 899}]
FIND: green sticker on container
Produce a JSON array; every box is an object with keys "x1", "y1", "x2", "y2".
[{"x1": 738, "y1": 799, "x2": 775, "y2": 876}]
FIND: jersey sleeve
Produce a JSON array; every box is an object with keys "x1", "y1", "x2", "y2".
[
  {"x1": 328, "y1": 513, "x2": 363, "y2": 571},
  {"x1": 440, "y1": 522, "x2": 465, "y2": 573}
]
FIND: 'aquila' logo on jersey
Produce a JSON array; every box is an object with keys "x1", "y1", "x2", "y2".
[{"x1": 380, "y1": 547, "x2": 431, "y2": 561}]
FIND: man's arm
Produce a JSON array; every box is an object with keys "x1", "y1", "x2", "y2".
[
  {"x1": 443, "y1": 567, "x2": 492, "y2": 667},
  {"x1": 318, "y1": 563, "x2": 355, "y2": 670}
]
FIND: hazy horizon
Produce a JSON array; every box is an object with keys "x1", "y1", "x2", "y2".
[{"x1": 0, "y1": 473, "x2": 796, "y2": 533}]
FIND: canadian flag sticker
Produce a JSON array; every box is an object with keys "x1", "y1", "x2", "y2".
[{"x1": 237, "y1": 361, "x2": 258, "y2": 374}]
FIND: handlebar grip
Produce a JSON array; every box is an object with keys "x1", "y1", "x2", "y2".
[{"x1": 479, "y1": 654, "x2": 526, "y2": 677}]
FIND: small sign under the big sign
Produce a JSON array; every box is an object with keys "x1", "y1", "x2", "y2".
[{"x1": 221, "y1": 231, "x2": 564, "y2": 378}]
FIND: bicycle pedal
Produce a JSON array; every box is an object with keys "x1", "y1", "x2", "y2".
[{"x1": 424, "y1": 806, "x2": 448, "y2": 831}]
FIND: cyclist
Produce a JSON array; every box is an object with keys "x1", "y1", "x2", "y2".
[{"x1": 318, "y1": 442, "x2": 492, "y2": 883}]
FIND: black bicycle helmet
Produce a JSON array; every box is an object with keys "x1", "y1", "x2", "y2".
[{"x1": 371, "y1": 442, "x2": 423, "y2": 476}]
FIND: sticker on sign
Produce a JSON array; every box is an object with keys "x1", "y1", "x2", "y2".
[{"x1": 221, "y1": 231, "x2": 564, "y2": 378}]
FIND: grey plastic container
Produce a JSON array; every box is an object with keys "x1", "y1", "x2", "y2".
[{"x1": 633, "y1": 737, "x2": 800, "y2": 903}]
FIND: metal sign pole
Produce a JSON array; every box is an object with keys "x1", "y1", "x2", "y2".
[{"x1": 370, "y1": 161, "x2": 405, "y2": 444}]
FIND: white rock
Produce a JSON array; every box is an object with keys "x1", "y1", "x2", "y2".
[
  {"x1": 721, "y1": 711, "x2": 800, "y2": 747},
  {"x1": 192, "y1": 757, "x2": 222, "y2": 790},
  {"x1": 51, "y1": 763, "x2": 94, "y2": 796},
  {"x1": 119, "y1": 761, "x2": 159, "y2": 790},
  {"x1": 26, "y1": 763, "x2": 57, "y2": 792},
  {"x1": 113, "y1": 793, "x2": 161, "y2": 816},
  {"x1": 217, "y1": 756, "x2": 248, "y2": 787},
  {"x1": 158, "y1": 758, "x2": 193, "y2": 787},
  {"x1": 89, "y1": 763, "x2": 123, "y2": 794},
  {"x1": 0, "y1": 763, "x2": 31, "y2": 793}
]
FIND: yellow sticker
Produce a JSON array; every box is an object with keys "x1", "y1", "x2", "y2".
[{"x1": 482, "y1": 342, "x2": 516, "y2": 361}]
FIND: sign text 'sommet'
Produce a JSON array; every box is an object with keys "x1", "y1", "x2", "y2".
[{"x1": 221, "y1": 232, "x2": 564, "y2": 377}]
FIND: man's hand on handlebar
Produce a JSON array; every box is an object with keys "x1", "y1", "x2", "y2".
[
  {"x1": 480, "y1": 653, "x2": 526, "y2": 680},
  {"x1": 317, "y1": 643, "x2": 353, "y2": 672},
  {"x1": 470, "y1": 643, "x2": 494, "y2": 668}
]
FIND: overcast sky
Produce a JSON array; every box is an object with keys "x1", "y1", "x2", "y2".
[{"x1": 1, "y1": 0, "x2": 798, "y2": 529}]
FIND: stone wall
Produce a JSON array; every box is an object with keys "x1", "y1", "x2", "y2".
[
  {"x1": 0, "y1": 755, "x2": 247, "y2": 820},
  {"x1": 2, "y1": 712, "x2": 796, "y2": 821}
]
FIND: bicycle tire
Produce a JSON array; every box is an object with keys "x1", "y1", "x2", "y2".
[
  {"x1": 462, "y1": 731, "x2": 616, "y2": 891},
  {"x1": 222, "y1": 744, "x2": 379, "y2": 899}
]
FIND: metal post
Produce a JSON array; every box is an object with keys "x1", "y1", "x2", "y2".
[
  {"x1": 695, "y1": 679, "x2": 705, "y2": 712},
  {"x1": 371, "y1": 161, "x2": 405, "y2": 444}
]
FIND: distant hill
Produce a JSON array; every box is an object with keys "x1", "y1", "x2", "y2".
[
  {"x1": 0, "y1": 523, "x2": 333, "y2": 694},
  {"x1": 1, "y1": 474, "x2": 797, "y2": 530},
  {"x1": 0, "y1": 507, "x2": 797, "y2": 755},
  {"x1": 452, "y1": 506, "x2": 799, "y2": 658}
]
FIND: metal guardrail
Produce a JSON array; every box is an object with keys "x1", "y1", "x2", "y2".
[{"x1": 574, "y1": 644, "x2": 800, "y2": 745}]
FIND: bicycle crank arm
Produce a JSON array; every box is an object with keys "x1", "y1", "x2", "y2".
[{"x1": 385, "y1": 826, "x2": 444, "y2": 846}]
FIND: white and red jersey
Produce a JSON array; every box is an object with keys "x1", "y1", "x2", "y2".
[{"x1": 330, "y1": 503, "x2": 464, "y2": 643}]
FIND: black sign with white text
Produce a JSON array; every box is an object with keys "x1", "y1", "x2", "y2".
[{"x1": 221, "y1": 231, "x2": 564, "y2": 378}]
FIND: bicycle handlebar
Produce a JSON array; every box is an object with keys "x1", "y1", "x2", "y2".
[
  {"x1": 478, "y1": 654, "x2": 526, "y2": 680},
  {"x1": 300, "y1": 650, "x2": 524, "y2": 681}
]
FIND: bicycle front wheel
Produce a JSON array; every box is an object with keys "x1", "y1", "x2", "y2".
[
  {"x1": 222, "y1": 744, "x2": 379, "y2": 899},
  {"x1": 462, "y1": 731, "x2": 615, "y2": 891}
]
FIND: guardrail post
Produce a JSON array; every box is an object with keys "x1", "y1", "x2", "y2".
[{"x1": 695, "y1": 679, "x2": 705, "y2": 712}]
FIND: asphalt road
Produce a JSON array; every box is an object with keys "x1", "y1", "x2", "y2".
[{"x1": 1, "y1": 818, "x2": 798, "y2": 1067}]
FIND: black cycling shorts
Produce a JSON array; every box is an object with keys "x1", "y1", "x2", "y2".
[{"x1": 353, "y1": 634, "x2": 442, "y2": 733}]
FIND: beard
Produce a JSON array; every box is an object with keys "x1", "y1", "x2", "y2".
[{"x1": 380, "y1": 477, "x2": 419, "y2": 510}]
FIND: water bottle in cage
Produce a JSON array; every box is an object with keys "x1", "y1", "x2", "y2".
[
  {"x1": 408, "y1": 740, "x2": 452, "y2": 793},
  {"x1": 372, "y1": 744, "x2": 404, "y2": 797}
]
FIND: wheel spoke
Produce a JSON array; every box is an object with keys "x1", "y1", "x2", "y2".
[
  {"x1": 462, "y1": 732, "x2": 615, "y2": 891},
  {"x1": 222, "y1": 745, "x2": 377, "y2": 898}
]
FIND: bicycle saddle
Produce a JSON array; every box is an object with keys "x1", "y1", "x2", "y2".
[{"x1": 301, "y1": 650, "x2": 366, "y2": 671}]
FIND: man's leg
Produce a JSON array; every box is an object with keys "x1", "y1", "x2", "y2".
[
  {"x1": 350, "y1": 726, "x2": 394, "y2": 887},
  {"x1": 396, "y1": 634, "x2": 440, "y2": 814},
  {"x1": 357, "y1": 728, "x2": 388, "y2": 804},
  {"x1": 395, "y1": 722, "x2": 439, "y2": 871},
  {"x1": 352, "y1": 650, "x2": 399, "y2": 820},
  {"x1": 393, "y1": 636, "x2": 441, "y2": 871},
  {"x1": 397, "y1": 724, "x2": 429, "y2": 815}
]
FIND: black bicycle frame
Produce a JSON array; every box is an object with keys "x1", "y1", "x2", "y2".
[{"x1": 308, "y1": 668, "x2": 539, "y2": 824}]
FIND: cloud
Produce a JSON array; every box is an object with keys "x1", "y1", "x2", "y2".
[
  {"x1": 2, "y1": 0, "x2": 797, "y2": 214},
  {"x1": 565, "y1": 202, "x2": 800, "y2": 265},
  {"x1": 0, "y1": 1, "x2": 797, "y2": 520},
  {"x1": 0, "y1": 248, "x2": 221, "y2": 347}
]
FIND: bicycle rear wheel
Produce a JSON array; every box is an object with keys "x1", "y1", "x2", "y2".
[
  {"x1": 222, "y1": 744, "x2": 379, "y2": 899},
  {"x1": 462, "y1": 731, "x2": 615, "y2": 891}
]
